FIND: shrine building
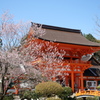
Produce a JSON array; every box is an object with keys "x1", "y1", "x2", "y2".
[{"x1": 29, "y1": 23, "x2": 100, "y2": 92}]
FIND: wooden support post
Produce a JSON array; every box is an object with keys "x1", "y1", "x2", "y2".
[
  {"x1": 80, "y1": 72, "x2": 84, "y2": 91},
  {"x1": 71, "y1": 71, "x2": 74, "y2": 92},
  {"x1": 65, "y1": 76, "x2": 69, "y2": 86}
]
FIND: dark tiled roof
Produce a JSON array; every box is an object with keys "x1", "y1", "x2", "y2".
[
  {"x1": 89, "y1": 56, "x2": 100, "y2": 68},
  {"x1": 83, "y1": 68, "x2": 100, "y2": 77},
  {"x1": 41, "y1": 24, "x2": 81, "y2": 33},
  {"x1": 32, "y1": 23, "x2": 100, "y2": 47},
  {"x1": 84, "y1": 57, "x2": 100, "y2": 77}
]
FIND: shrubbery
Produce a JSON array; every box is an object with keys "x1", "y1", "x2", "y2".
[
  {"x1": 86, "y1": 97, "x2": 98, "y2": 100},
  {"x1": 46, "y1": 96, "x2": 62, "y2": 100},
  {"x1": 20, "y1": 81, "x2": 74, "y2": 100},
  {"x1": 96, "y1": 85, "x2": 100, "y2": 90},
  {"x1": 35, "y1": 81, "x2": 63, "y2": 97},
  {"x1": 58, "y1": 86, "x2": 73, "y2": 100},
  {"x1": 20, "y1": 90, "x2": 40, "y2": 99},
  {"x1": 2, "y1": 95, "x2": 13, "y2": 100}
]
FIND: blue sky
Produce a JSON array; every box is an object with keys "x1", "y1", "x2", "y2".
[{"x1": 1, "y1": 0, "x2": 100, "y2": 39}]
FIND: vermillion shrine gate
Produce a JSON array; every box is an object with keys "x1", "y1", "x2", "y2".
[{"x1": 28, "y1": 23, "x2": 100, "y2": 92}]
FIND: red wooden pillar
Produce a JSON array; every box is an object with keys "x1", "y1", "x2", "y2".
[
  {"x1": 71, "y1": 71, "x2": 74, "y2": 92},
  {"x1": 80, "y1": 72, "x2": 84, "y2": 90},
  {"x1": 65, "y1": 75, "x2": 69, "y2": 86}
]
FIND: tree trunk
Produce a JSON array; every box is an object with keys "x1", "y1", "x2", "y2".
[{"x1": 0, "y1": 64, "x2": 9, "y2": 100}]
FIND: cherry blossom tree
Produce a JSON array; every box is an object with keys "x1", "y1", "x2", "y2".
[
  {"x1": 26, "y1": 24, "x2": 68, "y2": 82},
  {"x1": 0, "y1": 12, "x2": 46, "y2": 99},
  {"x1": 0, "y1": 11, "x2": 66, "y2": 99},
  {"x1": 20, "y1": 22, "x2": 66, "y2": 81}
]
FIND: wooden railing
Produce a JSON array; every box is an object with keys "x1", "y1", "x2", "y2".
[{"x1": 76, "y1": 90, "x2": 100, "y2": 97}]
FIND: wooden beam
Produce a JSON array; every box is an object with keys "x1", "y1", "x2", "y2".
[
  {"x1": 80, "y1": 72, "x2": 84, "y2": 91},
  {"x1": 71, "y1": 71, "x2": 74, "y2": 92}
]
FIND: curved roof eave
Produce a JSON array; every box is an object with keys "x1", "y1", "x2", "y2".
[
  {"x1": 39, "y1": 37, "x2": 100, "y2": 47},
  {"x1": 31, "y1": 23, "x2": 100, "y2": 47}
]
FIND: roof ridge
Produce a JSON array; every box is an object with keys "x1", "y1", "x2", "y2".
[{"x1": 31, "y1": 22, "x2": 81, "y2": 33}]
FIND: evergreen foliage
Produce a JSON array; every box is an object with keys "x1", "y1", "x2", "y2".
[
  {"x1": 58, "y1": 86, "x2": 73, "y2": 100},
  {"x1": 96, "y1": 85, "x2": 100, "y2": 89},
  {"x1": 35, "y1": 81, "x2": 63, "y2": 97},
  {"x1": 86, "y1": 97, "x2": 98, "y2": 100},
  {"x1": 2, "y1": 95, "x2": 13, "y2": 100},
  {"x1": 46, "y1": 96, "x2": 62, "y2": 100},
  {"x1": 84, "y1": 33, "x2": 97, "y2": 42},
  {"x1": 84, "y1": 33, "x2": 100, "y2": 62},
  {"x1": 20, "y1": 90, "x2": 41, "y2": 99}
]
